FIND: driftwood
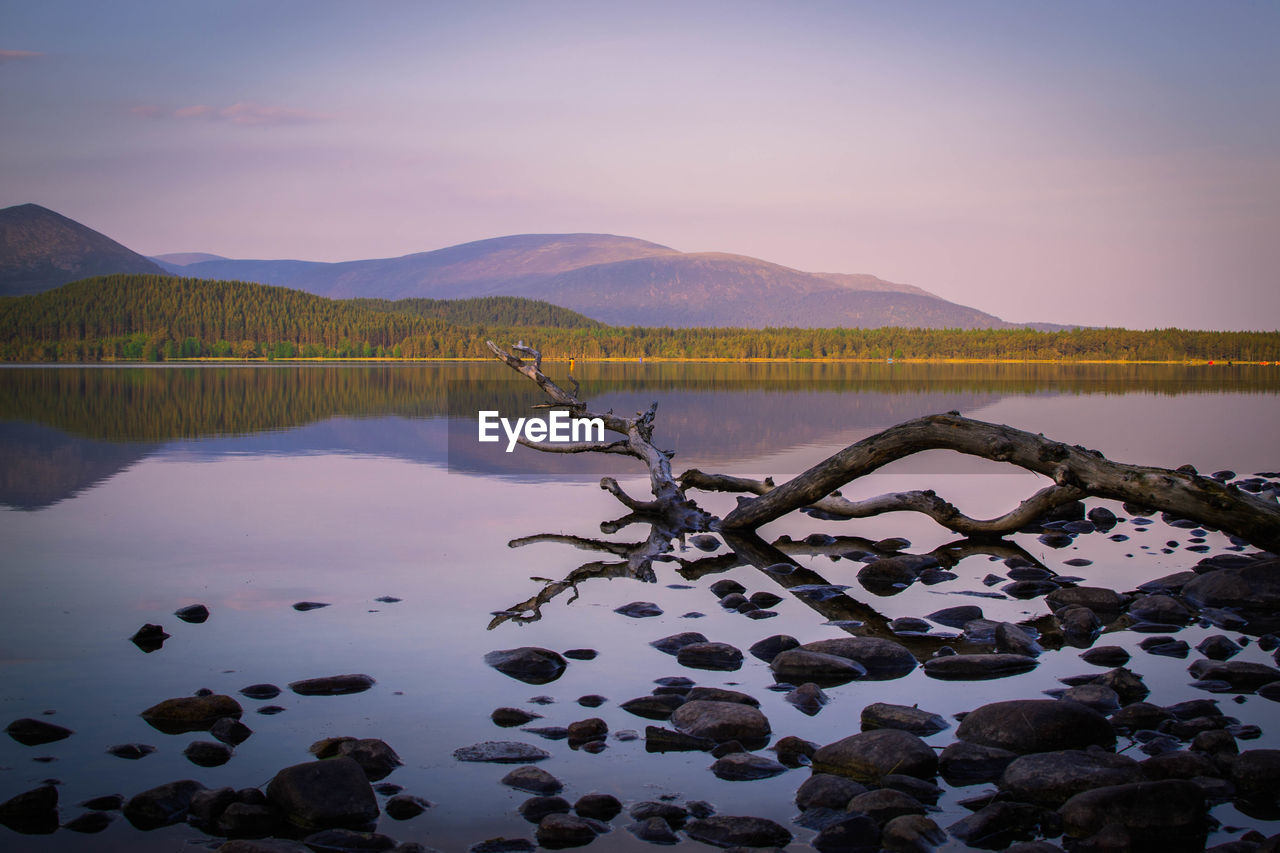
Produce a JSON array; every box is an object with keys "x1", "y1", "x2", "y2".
[{"x1": 712, "y1": 412, "x2": 1280, "y2": 552}]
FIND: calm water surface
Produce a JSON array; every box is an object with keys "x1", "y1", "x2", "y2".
[{"x1": 1, "y1": 363, "x2": 1278, "y2": 851}]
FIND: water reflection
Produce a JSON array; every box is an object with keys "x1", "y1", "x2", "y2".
[{"x1": 2, "y1": 363, "x2": 1277, "y2": 509}]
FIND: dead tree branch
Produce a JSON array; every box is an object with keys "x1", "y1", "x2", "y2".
[{"x1": 717, "y1": 413, "x2": 1280, "y2": 551}]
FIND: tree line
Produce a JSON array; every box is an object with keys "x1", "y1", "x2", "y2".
[{"x1": 2, "y1": 274, "x2": 1278, "y2": 363}]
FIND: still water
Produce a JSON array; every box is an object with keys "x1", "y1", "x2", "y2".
[{"x1": 1, "y1": 363, "x2": 1278, "y2": 851}]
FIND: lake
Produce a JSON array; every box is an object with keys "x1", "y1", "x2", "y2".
[{"x1": 1, "y1": 362, "x2": 1278, "y2": 851}]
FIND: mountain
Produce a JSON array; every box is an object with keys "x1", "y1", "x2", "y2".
[
  {"x1": 0, "y1": 204, "x2": 167, "y2": 296},
  {"x1": 171, "y1": 235, "x2": 1011, "y2": 329},
  {"x1": 150, "y1": 252, "x2": 227, "y2": 268}
]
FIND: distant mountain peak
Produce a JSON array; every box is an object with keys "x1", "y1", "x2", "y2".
[{"x1": 0, "y1": 202, "x2": 166, "y2": 296}]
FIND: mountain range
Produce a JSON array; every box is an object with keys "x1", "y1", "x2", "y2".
[{"x1": 4, "y1": 202, "x2": 1040, "y2": 329}]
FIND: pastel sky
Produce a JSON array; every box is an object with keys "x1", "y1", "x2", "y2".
[{"x1": 2, "y1": 1, "x2": 1277, "y2": 330}]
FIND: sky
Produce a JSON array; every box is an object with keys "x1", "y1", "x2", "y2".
[{"x1": 2, "y1": 0, "x2": 1277, "y2": 330}]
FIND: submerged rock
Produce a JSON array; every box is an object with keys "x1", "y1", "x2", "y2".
[
  {"x1": 574, "y1": 794, "x2": 621, "y2": 821},
  {"x1": 748, "y1": 634, "x2": 799, "y2": 662},
  {"x1": 484, "y1": 648, "x2": 567, "y2": 685},
  {"x1": 799, "y1": 637, "x2": 917, "y2": 679},
  {"x1": 923, "y1": 653, "x2": 1039, "y2": 681},
  {"x1": 710, "y1": 752, "x2": 787, "y2": 781},
  {"x1": 614, "y1": 601, "x2": 663, "y2": 618},
  {"x1": 670, "y1": 700, "x2": 770, "y2": 743},
  {"x1": 502, "y1": 766, "x2": 562, "y2": 795},
  {"x1": 795, "y1": 773, "x2": 869, "y2": 810},
  {"x1": 769, "y1": 649, "x2": 865, "y2": 684},
  {"x1": 684, "y1": 815, "x2": 792, "y2": 848},
  {"x1": 184, "y1": 740, "x2": 233, "y2": 767},
  {"x1": 288, "y1": 674, "x2": 376, "y2": 696},
  {"x1": 1059, "y1": 779, "x2": 1207, "y2": 851},
  {"x1": 650, "y1": 632, "x2": 708, "y2": 655},
  {"x1": 453, "y1": 742, "x2": 551, "y2": 764},
  {"x1": 6, "y1": 717, "x2": 74, "y2": 746},
  {"x1": 1000, "y1": 749, "x2": 1145, "y2": 805},
  {"x1": 860, "y1": 702, "x2": 948, "y2": 735},
  {"x1": 240, "y1": 684, "x2": 281, "y2": 700},
  {"x1": 492, "y1": 707, "x2": 542, "y2": 727},
  {"x1": 676, "y1": 642, "x2": 744, "y2": 671},
  {"x1": 310, "y1": 737, "x2": 402, "y2": 781}
]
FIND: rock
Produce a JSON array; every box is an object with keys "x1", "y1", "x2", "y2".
[
  {"x1": 889, "y1": 617, "x2": 934, "y2": 634},
  {"x1": 860, "y1": 702, "x2": 948, "y2": 735},
  {"x1": 384, "y1": 795, "x2": 431, "y2": 820},
  {"x1": 1109, "y1": 702, "x2": 1173, "y2": 733},
  {"x1": 1182, "y1": 559, "x2": 1280, "y2": 611},
  {"x1": 881, "y1": 774, "x2": 943, "y2": 806},
  {"x1": 1189, "y1": 660, "x2": 1280, "y2": 693},
  {"x1": 499, "y1": 766, "x2": 562, "y2": 795},
  {"x1": 484, "y1": 648, "x2": 567, "y2": 684},
  {"x1": 800, "y1": 637, "x2": 917, "y2": 679},
  {"x1": 795, "y1": 773, "x2": 869, "y2": 810},
  {"x1": 469, "y1": 840, "x2": 536, "y2": 853},
  {"x1": 956, "y1": 699, "x2": 1115, "y2": 753},
  {"x1": 492, "y1": 707, "x2": 542, "y2": 727},
  {"x1": 709, "y1": 579, "x2": 747, "y2": 597},
  {"x1": 240, "y1": 684, "x2": 281, "y2": 700},
  {"x1": 1046, "y1": 587, "x2": 1126, "y2": 614},
  {"x1": 567, "y1": 718, "x2": 608, "y2": 744},
  {"x1": 615, "y1": 601, "x2": 663, "y2": 618},
  {"x1": 629, "y1": 801, "x2": 688, "y2": 828},
  {"x1": 212, "y1": 717, "x2": 253, "y2": 746},
  {"x1": 748, "y1": 634, "x2": 799, "y2": 662},
  {"x1": 711, "y1": 752, "x2": 788, "y2": 780},
  {"x1": 947, "y1": 802, "x2": 1046, "y2": 848},
  {"x1": 310, "y1": 738, "x2": 402, "y2": 781},
  {"x1": 63, "y1": 811, "x2": 115, "y2": 833},
  {"x1": 1060, "y1": 684, "x2": 1121, "y2": 713},
  {"x1": 106, "y1": 742, "x2": 155, "y2": 759},
  {"x1": 996, "y1": 623, "x2": 1043, "y2": 657},
  {"x1": 140, "y1": 694, "x2": 243, "y2": 733},
  {"x1": 677, "y1": 642, "x2": 744, "y2": 671},
  {"x1": 1000, "y1": 749, "x2": 1144, "y2": 805},
  {"x1": 650, "y1": 632, "x2": 708, "y2": 655},
  {"x1": 574, "y1": 794, "x2": 621, "y2": 821},
  {"x1": 288, "y1": 674, "x2": 376, "y2": 696},
  {"x1": 175, "y1": 604, "x2": 210, "y2": 623},
  {"x1": 685, "y1": 687, "x2": 759, "y2": 706},
  {"x1": 123, "y1": 779, "x2": 206, "y2": 830},
  {"x1": 620, "y1": 695, "x2": 685, "y2": 720},
  {"x1": 453, "y1": 741, "x2": 551, "y2": 763},
  {"x1": 846, "y1": 788, "x2": 925, "y2": 824},
  {"x1": 219, "y1": 802, "x2": 285, "y2": 838},
  {"x1": 563, "y1": 649, "x2": 598, "y2": 660},
  {"x1": 1081, "y1": 646, "x2": 1130, "y2": 667},
  {"x1": 939, "y1": 741, "x2": 1019, "y2": 785},
  {"x1": 924, "y1": 653, "x2": 1038, "y2": 680},
  {"x1": 218, "y1": 839, "x2": 314, "y2": 852},
  {"x1": 519, "y1": 796, "x2": 571, "y2": 823},
  {"x1": 1092, "y1": 667, "x2": 1150, "y2": 704},
  {"x1": 185, "y1": 740, "x2": 233, "y2": 767},
  {"x1": 1232, "y1": 749, "x2": 1280, "y2": 804},
  {"x1": 811, "y1": 813, "x2": 881, "y2": 852},
  {"x1": 266, "y1": 758, "x2": 377, "y2": 830},
  {"x1": 1196, "y1": 635, "x2": 1243, "y2": 660},
  {"x1": 691, "y1": 534, "x2": 720, "y2": 551},
  {"x1": 79, "y1": 794, "x2": 124, "y2": 811},
  {"x1": 772, "y1": 735, "x2": 817, "y2": 767},
  {"x1": 785, "y1": 682, "x2": 828, "y2": 715},
  {"x1": 1055, "y1": 605, "x2": 1103, "y2": 646},
  {"x1": 812, "y1": 729, "x2": 938, "y2": 781},
  {"x1": 858, "y1": 557, "x2": 921, "y2": 590},
  {"x1": 685, "y1": 815, "x2": 792, "y2": 848},
  {"x1": 0, "y1": 784, "x2": 58, "y2": 834},
  {"x1": 292, "y1": 601, "x2": 330, "y2": 611},
  {"x1": 769, "y1": 648, "x2": 865, "y2": 684},
  {"x1": 523, "y1": 726, "x2": 569, "y2": 740},
  {"x1": 645, "y1": 726, "x2": 715, "y2": 752},
  {"x1": 1140, "y1": 636, "x2": 1191, "y2": 658},
  {"x1": 299, "y1": 828, "x2": 396, "y2": 850},
  {"x1": 1141, "y1": 750, "x2": 1222, "y2": 783},
  {"x1": 6, "y1": 717, "x2": 73, "y2": 746},
  {"x1": 881, "y1": 814, "x2": 945, "y2": 853},
  {"x1": 927, "y1": 605, "x2": 984, "y2": 629},
  {"x1": 130, "y1": 622, "x2": 170, "y2": 651},
  {"x1": 627, "y1": 816, "x2": 681, "y2": 844},
  {"x1": 670, "y1": 700, "x2": 770, "y2": 743},
  {"x1": 1128, "y1": 594, "x2": 1193, "y2": 625},
  {"x1": 718, "y1": 592, "x2": 750, "y2": 610},
  {"x1": 1059, "y1": 779, "x2": 1207, "y2": 850},
  {"x1": 749, "y1": 591, "x2": 783, "y2": 608},
  {"x1": 189, "y1": 786, "x2": 236, "y2": 825}
]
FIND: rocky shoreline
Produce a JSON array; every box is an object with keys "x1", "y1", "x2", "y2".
[{"x1": 3, "y1": 486, "x2": 1280, "y2": 852}]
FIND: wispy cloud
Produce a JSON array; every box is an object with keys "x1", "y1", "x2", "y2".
[
  {"x1": 129, "y1": 101, "x2": 329, "y2": 126},
  {"x1": 0, "y1": 49, "x2": 43, "y2": 65}
]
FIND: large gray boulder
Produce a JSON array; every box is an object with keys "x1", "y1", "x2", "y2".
[
  {"x1": 140, "y1": 695, "x2": 242, "y2": 734},
  {"x1": 1059, "y1": 779, "x2": 1207, "y2": 851}
]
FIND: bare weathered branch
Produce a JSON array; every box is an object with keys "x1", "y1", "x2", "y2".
[{"x1": 721, "y1": 413, "x2": 1280, "y2": 551}]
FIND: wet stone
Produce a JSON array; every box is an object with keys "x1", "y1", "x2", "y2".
[
  {"x1": 1059, "y1": 779, "x2": 1208, "y2": 850},
  {"x1": 923, "y1": 653, "x2": 1039, "y2": 681},
  {"x1": 627, "y1": 816, "x2": 680, "y2": 844},
  {"x1": 670, "y1": 700, "x2": 770, "y2": 743},
  {"x1": 630, "y1": 801, "x2": 688, "y2": 828},
  {"x1": 130, "y1": 623, "x2": 170, "y2": 652},
  {"x1": 769, "y1": 649, "x2": 865, "y2": 685},
  {"x1": 185, "y1": 740, "x2": 232, "y2": 767},
  {"x1": 650, "y1": 632, "x2": 708, "y2": 655},
  {"x1": 748, "y1": 591, "x2": 783, "y2": 608},
  {"x1": 123, "y1": 779, "x2": 206, "y2": 830},
  {"x1": 107, "y1": 742, "x2": 155, "y2": 760},
  {"x1": 684, "y1": 815, "x2": 792, "y2": 848},
  {"x1": 519, "y1": 796, "x2": 571, "y2": 823},
  {"x1": 1189, "y1": 660, "x2": 1280, "y2": 693},
  {"x1": 563, "y1": 649, "x2": 598, "y2": 661},
  {"x1": 484, "y1": 648, "x2": 567, "y2": 685},
  {"x1": 240, "y1": 684, "x2": 281, "y2": 700},
  {"x1": 292, "y1": 601, "x2": 330, "y2": 611},
  {"x1": 1060, "y1": 684, "x2": 1121, "y2": 713},
  {"x1": 620, "y1": 695, "x2": 685, "y2": 720},
  {"x1": 1197, "y1": 635, "x2": 1243, "y2": 661},
  {"x1": 175, "y1": 604, "x2": 210, "y2": 623},
  {"x1": 1001, "y1": 749, "x2": 1145, "y2": 805},
  {"x1": 577, "y1": 695, "x2": 606, "y2": 708},
  {"x1": 574, "y1": 794, "x2": 621, "y2": 821},
  {"x1": 939, "y1": 742, "x2": 1019, "y2": 785},
  {"x1": 860, "y1": 702, "x2": 948, "y2": 735},
  {"x1": 0, "y1": 784, "x2": 59, "y2": 834},
  {"x1": 812, "y1": 729, "x2": 938, "y2": 782},
  {"x1": 748, "y1": 634, "x2": 799, "y2": 662},
  {"x1": 492, "y1": 707, "x2": 542, "y2": 727},
  {"x1": 709, "y1": 579, "x2": 746, "y2": 598},
  {"x1": 785, "y1": 682, "x2": 828, "y2": 716},
  {"x1": 453, "y1": 742, "x2": 551, "y2": 763},
  {"x1": 383, "y1": 795, "x2": 431, "y2": 821},
  {"x1": 956, "y1": 699, "x2": 1116, "y2": 754},
  {"x1": 801, "y1": 637, "x2": 918, "y2": 679},
  {"x1": 288, "y1": 674, "x2": 376, "y2": 696},
  {"x1": 644, "y1": 726, "x2": 715, "y2": 752},
  {"x1": 615, "y1": 601, "x2": 663, "y2": 618},
  {"x1": 710, "y1": 752, "x2": 788, "y2": 780},
  {"x1": 1081, "y1": 646, "x2": 1130, "y2": 667},
  {"x1": 811, "y1": 813, "x2": 881, "y2": 852},
  {"x1": 795, "y1": 773, "x2": 869, "y2": 810},
  {"x1": 676, "y1": 642, "x2": 744, "y2": 671},
  {"x1": 847, "y1": 788, "x2": 926, "y2": 825},
  {"x1": 63, "y1": 810, "x2": 114, "y2": 833},
  {"x1": 140, "y1": 694, "x2": 243, "y2": 734},
  {"x1": 502, "y1": 766, "x2": 562, "y2": 795}
]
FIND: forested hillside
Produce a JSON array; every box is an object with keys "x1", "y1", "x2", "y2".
[{"x1": 2, "y1": 274, "x2": 1278, "y2": 363}]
